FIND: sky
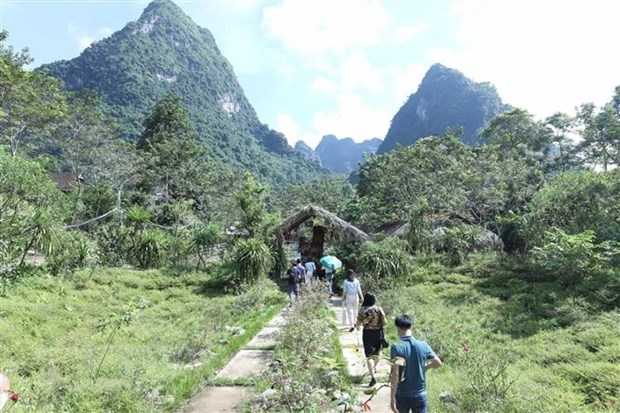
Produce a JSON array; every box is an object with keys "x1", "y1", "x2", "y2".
[{"x1": 2, "y1": 0, "x2": 620, "y2": 149}]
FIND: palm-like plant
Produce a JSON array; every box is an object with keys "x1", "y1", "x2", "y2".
[
  {"x1": 230, "y1": 237, "x2": 274, "y2": 284},
  {"x1": 189, "y1": 223, "x2": 222, "y2": 268}
]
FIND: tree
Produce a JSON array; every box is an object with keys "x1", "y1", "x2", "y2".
[
  {"x1": 520, "y1": 170, "x2": 620, "y2": 248},
  {"x1": 481, "y1": 108, "x2": 553, "y2": 169},
  {"x1": 0, "y1": 32, "x2": 67, "y2": 157},
  {"x1": 236, "y1": 172, "x2": 276, "y2": 240},
  {"x1": 0, "y1": 150, "x2": 69, "y2": 271},
  {"x1": 137, "y1": 94, "x2": 204, "y2": 202},
  {"x1": 545, "y1": 112, "x2": 579, "y2": 173},
  {"x1": 576, "y1": 99, "x2": 620, "y2": 171}
]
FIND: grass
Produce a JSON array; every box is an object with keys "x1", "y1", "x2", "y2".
[
  {"x1": 361, "y1": 253, "x2": 620, "y2": 413},
  {"x1": 0, "y1": 266, "x2": 285, "y2": 412}
]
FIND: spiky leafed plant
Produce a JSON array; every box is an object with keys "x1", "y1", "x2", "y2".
[
  {"x1": 189, "y1": 223, "x2": 222, "y2": 268},
  {"x1": 230, "y1": 237, "x2": 274, "y2": 284}
]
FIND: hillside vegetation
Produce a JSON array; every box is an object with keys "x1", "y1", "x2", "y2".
[{"x1": 1, "y1": 6, "x2": 620, "y2": 411}]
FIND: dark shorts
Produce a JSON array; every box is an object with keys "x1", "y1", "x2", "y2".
[
  {"x1": 362, "y1": 328, "x2": 382, "y2": 358},
  {"x1": 396, "y1": 394, "x2": 427, "y2": 413}
]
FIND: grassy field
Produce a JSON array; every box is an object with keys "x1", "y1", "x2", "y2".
[
  {"x1": 365, "y1": 253, "x2": 620, "y2": 413},
  {"x1": 0, "y1": 266, "x2": 285, "y2": 412}
]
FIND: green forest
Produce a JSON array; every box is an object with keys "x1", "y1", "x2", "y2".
[{"x1": 1, "y1": 28, "x2": 620, "y2": 412}]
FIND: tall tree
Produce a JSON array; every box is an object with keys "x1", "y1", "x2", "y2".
[
  {"x1": 545, "y1": 112, "x2": 579, "y2": 173},
  {"x1": 576, "y1": 98, "x2": 620, "y2": 171},
  {"x1": 0, "y1": 31, "x2": 66, "y2": 157},
  {"x1": 137, "y1": 94, "x2": 204, "y2": 202}
]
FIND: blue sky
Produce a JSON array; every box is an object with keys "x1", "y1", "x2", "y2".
[{"x1": 2, "y1": 0, "x2": 620, "y2": 148}]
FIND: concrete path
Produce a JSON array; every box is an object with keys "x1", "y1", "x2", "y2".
[
  {"x1": 180, "y1": 308, "x2": 289, "y2": 413},
  {"x1": 330, "y1": 298, "x2": 393, "y2": 413}
]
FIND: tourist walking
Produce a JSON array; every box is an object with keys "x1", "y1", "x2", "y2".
[
  {"x1": 342, "y1": 269, "x2": 363, "y2": 331},
  {"x1": 286, "y1": 261, "x2": 299, "y2": 304},
  {"x1": 390, "y1": 314, "x2": 442, "y2": 413},
  {"x1": 356, "y1": 292, "x2": 387, "y2": 387},
  {"x1": 304, "y1": 258, "x2": 316, "y2": 284},
  {"x1": 324, "y1": 266, "x2": 334, "y2": 296},
  {"x1": 296, "y1": 259, "x2": 306, "y2": 284}
]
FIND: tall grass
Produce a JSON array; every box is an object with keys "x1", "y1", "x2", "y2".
[
  {"x1": 0, "y1": 267, "x2": 285, "y2": 412},
  {"x1": 367, "y1": 253, "x2": 620, "y2": 412}
]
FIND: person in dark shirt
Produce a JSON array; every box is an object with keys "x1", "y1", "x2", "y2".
[{"x1": 287, "y1": 261, "x2": 299, "y2": 304}]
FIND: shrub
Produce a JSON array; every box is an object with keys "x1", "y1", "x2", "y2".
[
  {"x1": 249, "y1": 283, "x2": 348, "y2": 412},
  {"x1": 357, "y1": 237, "x2": 413, "y2": 279},
  {"x1": 133, "y1": 229, "x2": 170, "y2": 269},
  {"x1": 229, "y1": 238, "x2": 274, "y2": 285},
  {"x1": 531, "y1": 229, "x2": 619, "y2": 297}
]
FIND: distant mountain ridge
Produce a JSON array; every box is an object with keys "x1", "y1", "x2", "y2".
[
  {"x1": 377, "y1": 63, "x2": 510, "y2": 154},
  {"x1": 39, "y1": 0, "x2": 325, "y2": 184},
  {"x1": 295, "y1": 135, "x2": 382, "y2": 174}
]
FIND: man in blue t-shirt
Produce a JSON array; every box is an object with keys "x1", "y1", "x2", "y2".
[{"x1": 389, "y1": 314, "x2": 442, "y2": 413}]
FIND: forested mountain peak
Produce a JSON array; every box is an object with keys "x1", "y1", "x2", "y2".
[
  {"x1": 377, "y1": 63, "x2": 510, "y2": 154},
  {"x1": 295, "y1": 135, "x2": 382, "y2": 174},
  {"x1": 39, "y1": 0, "x2": 325, "y2": 184}
]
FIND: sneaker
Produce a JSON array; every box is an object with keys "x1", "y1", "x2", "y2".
[{"x1": 368, "y1": 378, "x2": 376, "y2": 387}]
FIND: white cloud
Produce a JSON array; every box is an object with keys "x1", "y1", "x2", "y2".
[
  {"x1": 312, "y1": 93, "x2": 391, "y2": 142},
  {"x1": 437, "y1": 0, "x2": 620, "y2": 118},
  {"x1": 387, "y1": 62, "x2": 427, "y2": 100},
  {"x1": 276, "y1": 113, "x2": 300, "y2": 142},
  {"x1": 311, "y1": 77, "x2": 337, "y2": 93},
  {"x1": 339, "y1": 50, "x2": 383, "y2": 92},
  {"x1": 392, "y1": 22, "x2": 429, "y2": 43},
  {"x1": 67, "y1": 24, "x2": 115, "y2": 51},
  {"x1": 262, "y1": 0, "x2": 390, "y2": 57}
]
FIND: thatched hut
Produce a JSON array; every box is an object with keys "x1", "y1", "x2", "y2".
[
  {"x1": 275, "y1": 205, "x2": 369, "y2": 263},
  {"x1": 388, "y1": 222, "x2": 504, "y2": 252}
]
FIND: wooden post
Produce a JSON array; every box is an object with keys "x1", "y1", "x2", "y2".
[{"x1": 311, "y1": 225, "x2": 326, "y2": 262}]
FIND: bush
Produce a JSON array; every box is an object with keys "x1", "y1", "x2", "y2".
[
  {"x1": 228, "y1": 238, "x2": 274, "y2": 286},
  {"x1": 357, "y1": 237, "x2": 413, "y2": 279},
  {"x1": 249, "y1": 283, "x2": 348, "y2": 412},
  {"x1": 531, "y1": 229, "x2": 619, "y2": 297},
  {"x1": 133, "y1": 229, "x2": 170, "y2": 269}
]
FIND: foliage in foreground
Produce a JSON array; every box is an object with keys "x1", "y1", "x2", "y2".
[
  {"x1": 370, "y1": 253, "x2": 620, "y2": 412},
  {"x1": 0, "y1": 267, "x2": 285, "y2": 412},
  {"x1": 248, "y1": 283, "x2": 349, "y2": 413}
]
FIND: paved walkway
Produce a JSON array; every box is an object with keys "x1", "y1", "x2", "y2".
[
  {"x1": 181, "y1": 299, "x2": 393, "y2": 412},
  {"x1": 180, "y1": 308, "x2": 289, "y2": 413},
  {"x1": 330, "y1": 298, "x2": 393, "y2": 413}
]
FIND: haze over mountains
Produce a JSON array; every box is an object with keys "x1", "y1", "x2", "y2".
[
  {"x1": 295, "y1": 135, "x2": 382, "y2": 174},
  {"x1": 378, "y1": 63, "x2": 511, "y2": 154},
  {"x1": 37, "y1": 0, "x2": 512, "y2": 180}
]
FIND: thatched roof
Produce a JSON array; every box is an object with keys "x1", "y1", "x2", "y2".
[
  {"x1": 388, "y1": 222, "x2": 504, "y2": 252},
  {"x1": 49, "y1": 172, "x2": 86, "y2": 191},
  {"x1": 276, "y1": 205, "x2": 369, "y2": 244}
]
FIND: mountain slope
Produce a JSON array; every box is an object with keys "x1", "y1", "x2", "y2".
[
  {"x1": 295, "y1": 135, "x2": 382, "y2": 174},
  {"x1": 377, "y1": 64, "x2": 510, "y2": 154},
  {"x1": 39, "y1": 0, "x2": 325, "y2": 184}
]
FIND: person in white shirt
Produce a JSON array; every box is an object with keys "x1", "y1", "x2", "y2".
[
  {"x1": 304, "y1": 259, "x2": 316, "y2": 284},
  {"x1": 342, "y1": 269, "x2": 363, "y2": 332}
]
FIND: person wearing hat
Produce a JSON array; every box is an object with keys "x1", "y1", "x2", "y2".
[{"x1": 342, "y1": 269, "x2": 363, "y2": 332}]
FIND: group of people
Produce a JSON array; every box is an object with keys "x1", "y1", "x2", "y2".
[
  {"x1": 286, "y1": 261, "x2": 442, "y2": 413},
  {"x1": 286, "y1": 257, "x2": 335, "y2": 301},
  {"x1": 340, "y1": 269, "x2": 443, "y2": 413}
]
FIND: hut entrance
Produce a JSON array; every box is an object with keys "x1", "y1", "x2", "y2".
[{"x1": 275, "y1": 205, "x2": 369, "y2": 270}]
